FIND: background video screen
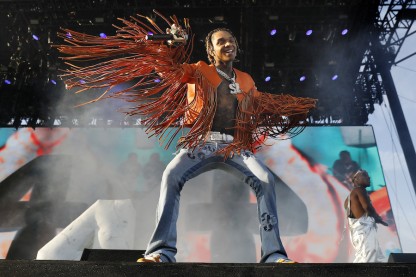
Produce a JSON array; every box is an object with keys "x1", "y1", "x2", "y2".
[{"x1": 0, "y1": 126, "x2": 401, "y2": 262}]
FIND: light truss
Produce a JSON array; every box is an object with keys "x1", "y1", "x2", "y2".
[
  {"x1": 0, "y1": 0, "x2": 414, "y2": 127},
  {"x1": 354, "y1": 0, "x2": 416, "y2": 117}
]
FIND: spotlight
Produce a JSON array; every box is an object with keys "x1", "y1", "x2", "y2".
[
  {"x1": 32, "y1": 34, "x2": 39, "y2": 40},
  {"x1": 5, "y1": 79, "x2": 11, "y2": 85},
  {"x1": 332, "y1": 75, "x2": 338, "y2": 80},
  {"x1": 99, "y1": 33, "x2": 107, "y2": 38},
  {"x1": 341, "y1": 29, "x2": 348, "y2": 35},
  {"x1": 299, "y1": 76, "x2": 306, "y2": 82},
  {"x1": 265, "y1": 76, "x2": 271, "y2": 82},
  {"x1": 270, "y1": 29, "x2": 277, "y2": 36},
  {"x1": 306, "y1": 29, "x2": 313, "y2": 36},
  {"x1": 51, "y1": 80, "x2": 57, "y2": 85}
]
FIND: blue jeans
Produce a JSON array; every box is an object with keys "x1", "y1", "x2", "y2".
[{"x1": 144, "y1": 142, "x2": 288, "y2": 262}]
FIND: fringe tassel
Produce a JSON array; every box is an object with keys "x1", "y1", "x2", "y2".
[{"x1": 56, "y1": 11, "x2": 317, "y2": 156}]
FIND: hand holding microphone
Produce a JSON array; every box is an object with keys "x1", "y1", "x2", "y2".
[{"x1": 146, "y1": 24, "x2": 188, "y2": 45}]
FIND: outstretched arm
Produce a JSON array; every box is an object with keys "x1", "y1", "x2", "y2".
[
  {"x1": 56, "y1": 11, "x2": 194, "y2": 104},
  {"x1": 246, "y1": 86, "x2": 317, "y2": 140},
  {"x1": 55, "y1": 11, "x2": 208, "y2": 151}
]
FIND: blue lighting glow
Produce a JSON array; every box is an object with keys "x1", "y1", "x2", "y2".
[
  {"x1": 66, "y1": 32, "x2": 72, "y2": 38},
  {"x1": 341, "y1": 29, "x2": 348, "y2": 35},
  {"x1": 32, "y1": 34, "x2": 39, "y2": 40},
  {"x1": 5, "y1": 80, "x2": 11, "y2": 85},
  {"x1": 306, "y1": 30, "x2": 313, "y2": 36},
  {"x1": 154, "y1": 79, "x2": 161, "y2": 83},
  {"x1": 270, "y1": 29, "x2": 277, "y2": 36},
  {"x1": 80, "y1": 80, "x2": 86, "y2": 84},
  {"x1": 299, "y1": 76, "x2": 306, "y2": 82},
  {"x1": 332, "y1": 75, "x2": 338, "y2": 80},
  {"x1": 99, "y1": 33, "x2": 107, "y2": 38},
  {"x1": 51, "y1": 80, "x2": 57, "y2": 85},
  {"x1": 265, "y1": 76, "x2": 271, "y2": 82}
]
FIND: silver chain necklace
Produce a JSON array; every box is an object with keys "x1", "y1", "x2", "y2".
[{"x1": 215, "y1": 67, "x2": 242, "y2": 94}]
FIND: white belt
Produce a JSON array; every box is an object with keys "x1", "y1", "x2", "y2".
[{"x1": 207, "y1": 131, "x2": 234, "y2": 142}]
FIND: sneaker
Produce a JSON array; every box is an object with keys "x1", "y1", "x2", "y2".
[
  {"x1": 275, "y1": 258, "x2": 297, "y2": 263},
  {"x1": 137, "y1": 253, "x2": 162, "y2": 263}
]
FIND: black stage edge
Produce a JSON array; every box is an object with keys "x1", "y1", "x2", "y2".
[
  {"x1": 80, "y1": 249, "x2": 146, "y2": 262},
  {"x1": 1, "y1": 260, "x2": 416, "y2": 277},
  {"x1": 388, "y1": 253, "x2": 416, "y2": 263}
]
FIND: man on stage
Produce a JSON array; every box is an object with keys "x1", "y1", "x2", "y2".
[
  {"x1": 57, "y1": 13, "x2": 316, "y2": 263},
  {"x1": 344, "y1": 169, "x2": 388, "y2": 262}
]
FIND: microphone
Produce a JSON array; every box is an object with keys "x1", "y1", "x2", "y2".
[{"x1": 145, "y1": 34, "x2": 174, "y2": 41}]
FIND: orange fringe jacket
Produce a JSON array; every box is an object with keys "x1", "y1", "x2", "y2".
[
  {"x1": 179, "y1": 61, "x2": 316, "y2": 156},
  {"x1": 56, "y1": 13, "x2": 317, "y2": 157}
]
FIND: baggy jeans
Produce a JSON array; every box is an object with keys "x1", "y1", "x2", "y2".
[{"x1": 144, "y1": 142, "x2": 288, "y2": 262}]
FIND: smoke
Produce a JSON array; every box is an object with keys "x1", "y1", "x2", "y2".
[{"x1": 177, "y1": 170, "x2": 259, "y2": 262}]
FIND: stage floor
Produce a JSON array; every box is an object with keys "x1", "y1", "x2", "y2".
[{"x1": 1, "y1": 260, "x2": 415, "y2": 277}]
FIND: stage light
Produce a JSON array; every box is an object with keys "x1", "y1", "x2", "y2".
[
  {"x1": 32, "y1": 34, "x2": 39, "y2": 40},
  {"x1": 341, "y1": 29, "x2": 348, "y2": 35},
  {"x1": 5, "y1": 79, "x2": 11, "y2": 85},
  {"x1": 306, "y1": 29, "x2": 313, "y2": 36},
  {"x1": 265, "y1": 76, "x2": 271, "y2": 82},
  {"x1": 154, "y1": 78, "x2": 161, "y2": 83},
  {"x1": 299, "y1": 75, "x2": 306, "y2": 82},
  {"x1": 99, "y1": 33, "x2": 107, "y2": 38},
  {"x1": 270, "y1": 29, "x2": 277, "y2": 36},
  {"x1": 51, "y1": 80, "x2": 57, "y2": 85},
  {"x1": 147, "y1": 32, "x2": 153, "y2": 35},
  {"x1": 66, "y1": 32, "x2": 72, "y2": 38},
  {"x1": 332, "y1": 74, "x2": 338, "y2": 80}
]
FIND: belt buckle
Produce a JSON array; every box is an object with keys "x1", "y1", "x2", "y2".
[{"x1": 210, "y1": 132, "x2": 223, "y2": 141}]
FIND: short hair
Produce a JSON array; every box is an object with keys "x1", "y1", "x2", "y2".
[
  {"x1": 352, "y1": 169, "x2": 366, "y2": 183},
  {"x1": 205, "y1": 28, "x2": 240, "y2": 64},
  {"x1": 340, "y1": 150, "x2": 350, "y2": 157}
]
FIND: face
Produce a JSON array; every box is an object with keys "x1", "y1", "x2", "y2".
[
  {"x1": 340, "y1": 152, "x2": 351, "y2": 161},
  {"x1": 355, "y1": 171, "x2": 371, "y2": 187},
  {"x1": 210, "y1": 30, "x2": 237, "y2": 65}
]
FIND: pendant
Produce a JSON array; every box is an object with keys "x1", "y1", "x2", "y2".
[{"x1": 229, "y1": 79, "x2": 241, "y2": 94}]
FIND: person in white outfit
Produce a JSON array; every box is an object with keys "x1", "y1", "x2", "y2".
[{"x1": 344, "y1": 169, "x2": 388, "y2": 263}]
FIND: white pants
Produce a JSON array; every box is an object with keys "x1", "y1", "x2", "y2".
[{"x1": 348, "y1": 215, "x2": 386, "y2": 263}]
